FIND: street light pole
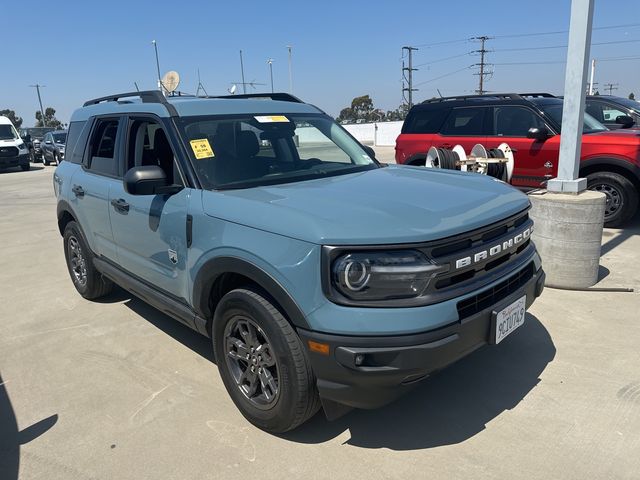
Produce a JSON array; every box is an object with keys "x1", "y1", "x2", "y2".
[
  {"x1": 29, "y1": 84, "x2": 46, "y2": 127},
  {"x1": 286, "y1": 45, "x2": 293, "y2": 93},
  {"x1": 151, "y1": 40, "x2": 162, "y2": 92},
  {"x1": 267, "y1": 58, "x2": 274, "y2": 93},
  {"x1": 239, "y1": 50, "x2": 247, "y2": 94}
]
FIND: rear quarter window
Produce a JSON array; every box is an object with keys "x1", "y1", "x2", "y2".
[
  {"x1": 65, "y1": 121, "x2": 87, "y2": 164},
  {"x1": 402, "y1": 108, "x2": 449, "y2": 134}
]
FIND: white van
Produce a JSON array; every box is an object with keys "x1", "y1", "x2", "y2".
[{"x1": 0, "y1": 116, "x2": 31, "y2": 171}]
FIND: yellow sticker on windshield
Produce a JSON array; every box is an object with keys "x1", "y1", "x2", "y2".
[
  {"x1": 254, "y1": 115, "x2": 290, "y2": 123},
  {"x1": 190, "y1": 139, "x2": 215, "y2": 159}
]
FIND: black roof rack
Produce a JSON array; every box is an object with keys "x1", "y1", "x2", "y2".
[
  {"x1": 201, "y1": 92, "x2": 304, "y2": 103},
  {"x1": 83, "y1": 90, "x2": 167, "y2": 107},
  {"x1": 421, "y1": 93, "x2": 523, "y2": 104},
  {"x1": 519, "y1": 93, "x2": 556, "y2": 98}
]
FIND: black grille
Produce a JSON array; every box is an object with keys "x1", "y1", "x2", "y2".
[
  {"x1": 456, "y1": 262, "x2": 534, "y2": 321},
  {"x1": 0, "y1": 146, "x2": 19, "y2": 158}
]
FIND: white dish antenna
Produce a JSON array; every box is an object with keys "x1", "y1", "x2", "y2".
[
  {"x1": 228, "y1": 84, "x2": 237, "y2": 95},
  {"x1": 161, "y1": 71, "x2": 180, "y2": 93}
]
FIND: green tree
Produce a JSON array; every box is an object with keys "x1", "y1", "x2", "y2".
[
  {"x1": 35, "y1": 107, "x2": 63, "y2": 129},
  {"x1": 385, "y1": 103, "x2": 410, "y2": 121},
  {"x1": 630, "y1": 92, "x2": 636, "y2": 100},
  {"x1": 336, "y1": 95, "x2": 378, "y2": 123},
  {"x1": 0, "y1": 109, "x2": 23, "y2": 129}
]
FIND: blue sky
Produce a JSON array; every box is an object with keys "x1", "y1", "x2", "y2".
[{"x1": 3, "y1": 0, "x2": 639, "y2": 124}]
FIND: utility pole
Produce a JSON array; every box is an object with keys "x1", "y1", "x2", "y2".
[
  {"x1": 267, "y1": 58, "x2": 274, "y2": 93},
  {"x1": 603, "y1": 82, "x2": 618, "y2": 95},
  {"x1": 287, "y1": 45, "x2": 293, "y2": 94},
  {"x1": 588, "y1": 59, "x2": 596, "y2": 95},
  {"x1": 402, "y1": 46, "x2": 418, "y2": 108},
  {"x1": 239, "y1": 50, "x2": 247, "y2": 94},
  {"x1": 472, "y1": 36, "x2": 493, "y2": 95},
  {"x1": 29, "y1": 84, "x2": 46, "y2": 127}
]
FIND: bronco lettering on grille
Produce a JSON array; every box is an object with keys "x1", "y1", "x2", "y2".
[{"x1": 454, "y1": 226, "x2": 532, "y2": 270}]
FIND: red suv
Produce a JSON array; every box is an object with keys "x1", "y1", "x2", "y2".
[{"x1": 395, "y1": 93, "x2": 640, "y2": 227}]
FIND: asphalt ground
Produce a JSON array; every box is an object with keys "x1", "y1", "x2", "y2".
[{"x1": 1, "y1": 156, "x2": 639, "y2": 479}]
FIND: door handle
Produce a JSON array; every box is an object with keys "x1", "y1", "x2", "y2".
[
  {"x1": 110, "y1": 198, "x2": 130, "y2": 213},
  {"x1": 72, "y1": 185, "x2": 85, "y2": 197}
]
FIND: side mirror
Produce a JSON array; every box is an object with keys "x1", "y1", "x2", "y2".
[
  {"x1": 362, "y1": 144, "x2": 377, "y2": 160},
  {"x1": 527, "y1": 127, "x2": 549, "y2": 141},
  {"x1": 615, "y1": 115, "x2": 635, "y2": 128},
  {"x1": 124, "y1": 165, "x2": 182, "y2": 195}
]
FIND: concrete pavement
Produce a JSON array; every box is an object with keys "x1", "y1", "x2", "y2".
[{"x1": 0, "y1": 163, "x2": 639, "y2": 479}]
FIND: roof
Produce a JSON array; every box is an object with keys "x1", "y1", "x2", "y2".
[{"x1": 70, "y1": 91, "x2": 322, "y2": 122}]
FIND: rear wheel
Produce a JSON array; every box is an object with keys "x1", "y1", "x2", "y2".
[
  {"x1": 587, "y1": 172, "x2": 638, "y2": 227},
  {"x1": 20, "y1": 163, "x2": 30, "y2": 171},
  {"x1": 213, "y1": 288, "x2": 320, "y2": 433},
  {"x1": 63, "y1": 221, "x2": 113, "y2": 299}
]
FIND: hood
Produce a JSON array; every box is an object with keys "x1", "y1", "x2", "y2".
[{"x1": 201, "y1": 165, "x2": 529, "y2": 245}]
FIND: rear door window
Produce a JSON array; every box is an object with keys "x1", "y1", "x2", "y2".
[
  {"x1": 493, "y1": 106, "x2": 546, "y2": 137},
  {"x1": 440, "y1": 107, "x2": 487, "y2": 136},
  {"x1": 87, "y1": 119, "x2": 121, "y2": 176}
]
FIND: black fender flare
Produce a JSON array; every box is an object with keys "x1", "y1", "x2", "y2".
[
  {"x1": 56, "y1": 200, "x2": 78, "y2": 235},
  {"x1": 192, "y1": 256, "x2": 311, "y2": 330},
  {"x1": 580, "y1": 157, "x2": 640, "y2": 186}
]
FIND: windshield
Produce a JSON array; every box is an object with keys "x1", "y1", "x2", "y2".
[
  {"x1": 53, "y1": 133, "x2": 66, "y2": 144},
  {"x1": 179, "y1": 114, "x2": 378, "y2": 189},
  {"x1": 0, "y1": 124, "x2": 19, "y2": 141},
  {"x1": 610, "y1": 97, "x2": 640, "y2": 112},
  {"x1": 540, "y1": 104, "x2": 608, "y2": 134}
]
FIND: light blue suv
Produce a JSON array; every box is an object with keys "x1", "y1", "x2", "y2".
[{"x1": 54, "y1": 91, "x2": 545, "y2": 432}]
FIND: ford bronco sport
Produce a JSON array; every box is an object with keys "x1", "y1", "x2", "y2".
[
  {"x1": 54, "y1": 91, "x2": 545, "y2": 432},
  {"x1": 396, "y1": 93, "x2": 640, "y2": 227}
]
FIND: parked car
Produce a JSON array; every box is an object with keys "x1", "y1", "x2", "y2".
[
  {"x1": 0, "y1": 116, "x2": 31, "y2": 171},
  {"x1": 20, "y1": 127, "x2": 56, "y2": 162},
  {"x1": 395, "y1": 93, "x2": 640, "y2": 227},
  {"x1": 55, "y1": 90, "x2": 544, "y2": 432},
  {"x1": 585, "y1": 95, "x2": 640, "y2": 130},
  {"x1": 41, "y1": 130, "x2": 67, "y2": 166}
]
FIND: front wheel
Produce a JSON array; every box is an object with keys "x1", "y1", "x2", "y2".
[
  {"x1": 587, "y1": 172, "x2": 638, "y2": 227},
  {"x1": 43, "y1": 155, "x2": 49, "y2": 166},
  {"x1": 20, "y1": 162, "x2": 30, "y2": 171},
  {"x1": 54, "y1": 153, "x2": 60, "y2": 166},
  {"x1": 63, "y1": 221, "x2": 113, "y2": 299},
  {"x1": 213, "y1": 288, "x2": 320, "y2": 433}
]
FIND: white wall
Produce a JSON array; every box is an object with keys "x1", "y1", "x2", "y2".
[{"x1": 343, "y1": 121, "x2": 402, "y2": 146}]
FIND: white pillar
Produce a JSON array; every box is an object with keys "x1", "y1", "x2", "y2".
[{"x1": 547, "y1": 0, "x2": 594, "y2": 194}]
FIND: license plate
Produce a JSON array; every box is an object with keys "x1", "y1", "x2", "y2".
[{"x1": 493, "y1": 295, "x2": 526, "y2": 344}]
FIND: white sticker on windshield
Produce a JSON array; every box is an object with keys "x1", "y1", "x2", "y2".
[{"x1": 254, "y1": 115, "x2": 290, "y2": 123}]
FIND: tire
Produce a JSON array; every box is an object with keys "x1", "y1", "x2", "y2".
[
  {"x1": 63, "y1": 221, "x2": 113, "y2": 299},
  {"x1": 587, "y1": 172, "x2": 639, "y2": 228},
  {"x1": 43, "y1": 155, "x2": 49, "y2": 166},
  {"x1": 54, "y1": 153, "x2": 60, "y2": 166},
  {"x1": 20, "y1": 163, "x2": 30, "y2": 171},
  {"x1": 213, "y1": 288, "x2": 320, "y2": 433}
]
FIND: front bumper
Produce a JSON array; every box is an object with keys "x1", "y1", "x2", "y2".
[
  {"x1": 0, "y1": 153, "x2": 30, "y2": 169},
  {"x1": 299, "y1": 265, "x2": 545, "y2": 411}
]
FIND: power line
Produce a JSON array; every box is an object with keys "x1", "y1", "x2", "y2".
[
  {"x1": 493, "y1": 38, "x2": 640, "y2": 53},
  {"x1": 414, "y1": 65, "x2": 473, "y2": 87},
  {"x1": 493, "y1": 54, "x2": 640, "y2": 66},
  {"x1": 414, "y1": 51, "x2": 472, "y2": 68},
  {"x1": 412, "y1": 23, "x2": 640, "y2": 48}
]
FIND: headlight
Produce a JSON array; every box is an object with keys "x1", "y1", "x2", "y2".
[{"x1": 331, "y1": 250, "x2": 440, "y2": 301}]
